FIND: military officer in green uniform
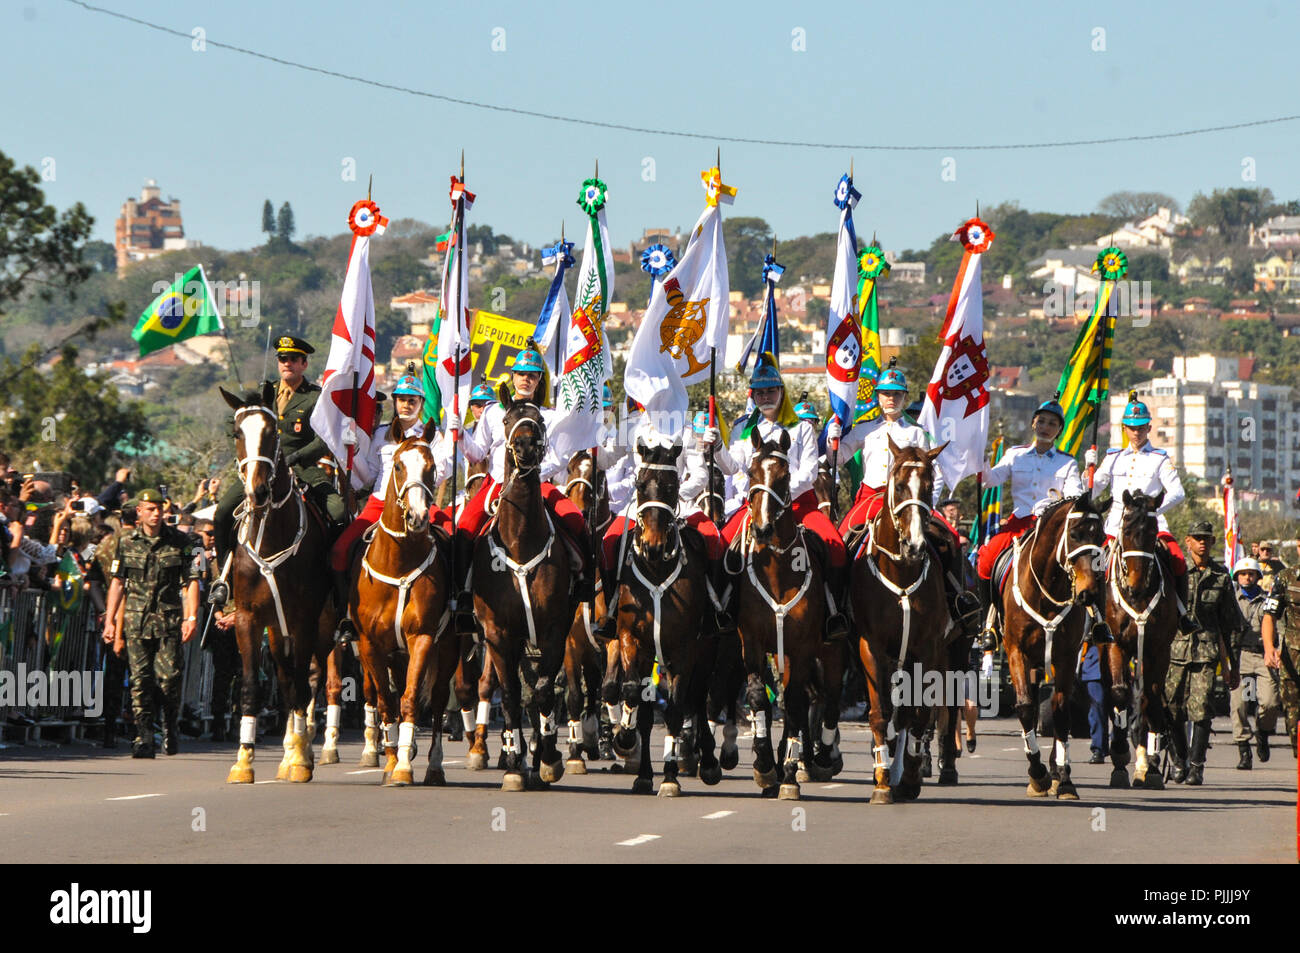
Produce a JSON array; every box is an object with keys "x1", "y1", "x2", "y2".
[
  {"x1": 209, "y1": 335, "x2": 346, "y2": 607},
  {"x1": 1262, "y1": 531, "x2": 1300, "y2": 757},
  {"x1": 101, "y1": 489, "x2": 203, "y2": 758},
  {"x1": 1166, "y1": 521, "x2": 1245, "y2": 785}
]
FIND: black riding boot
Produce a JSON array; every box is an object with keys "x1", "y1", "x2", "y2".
[
  {"x1": 1236, "y1": 741, "x2": 1253, "y2": 770},
  {"x1": 824, "y1": 562, "x2": 850, "y2": 642},
  {"x1": 1185, "y1": 721, "x2": 1210, "y2": 785},
  {"x1": 162, "y1": 706, "x2": 180, "y2": 756},
  {"x1": 209, "y1": 542, "x2": 231, "y2": 608},
  {"x1": 1170, "y1": 718, "x2": 1188, "y2": 782},
  {"x1": 452, "y1": 534, "x2": 477, "y2": 635},
  {"x1": 333, "y1": 569, "x2": 356, "y2": 644},
  {"x1": 977, "y1": 576, "x2": 999, "y2": 651},
  {"x1": 593, "y1": 564, "x2": 620, "y2": 643}
]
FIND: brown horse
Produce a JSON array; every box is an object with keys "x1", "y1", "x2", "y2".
[
  {"x1": 1104, "y1": 489, "x2": 1180, "y2": 789},
  {"x1": 605, "y1": 438, "x2": 720, "y2": 795},
  {"x1": 851, "y1": 438, "x2": 952, "y2": 803},
  {"x1": 219, "y1": 385, "x2": 340, "y2": 783},
  {"x1": 999, "y1": 492, "x2": 1108, "y2": 798},
  {"x1": 471, "y1": 388, "x2": 575, "y2": 791},
  {"x1": 350, "y1": 436, "x2": 457, "y2": 786},
  {"x1": 729, "y1": 428, "x2": 828, "y2": 799}
]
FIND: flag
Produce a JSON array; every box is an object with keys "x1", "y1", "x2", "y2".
[
  {"x1": 625, "y1": 165, "x2": 734, "y2": 425},
  {"x1": 550, "y1": 177, "x2": 615, "y2": 461},
  {"x1": 131, "y1": 264, "x2": 223, "y2": 357},
  {"x1": 49, "y1": 551, "x2": 84, "y2": 664},
  {"x1": 535, "y1": 238, "x2": 576, "y2": 392},
  {"x1": 434, "y1": 175, "x2": 475, "y2": 432},
  {"x1": 1055, "y1": 247, "x2": 1124, "y2": 456},
  {"x1": 310, "y1": 198, "x2": 386, "y2": 489},
  {"x1": 1223, "y1": 470, "x2": 1243, "y2": 569},
  {"x1": 736, "y1": 254, "x2": 784, "y2": 375},
  {"x1": 826, "y1": 172, "x2": 864, "y2": 433},
  {"x1": 918, "y1": 217, "x2": 994, "y2": 489},
  {"x1": 468, "y1": 310, "x2": 542, "y2": 385},
  {"x1": 972, "y1": 435, "x2": 1006, "y2": 549},
  {"x1": 855, "y1": 242, "x2": 888, "y2": 426}
]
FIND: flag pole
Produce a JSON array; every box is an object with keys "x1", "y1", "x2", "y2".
[
  {"x1": 449, "y1": 152, "x2": 465, "y2": 613},
  {"x1": 260, "y1": 324, "x2": 272, "y2": 386},
  {"x1": 220, "y1": 324, "x2": 243, "y2": 391},
  {"x1": 1087, "y1": 397, "x2": 1102, "y2": 489}
]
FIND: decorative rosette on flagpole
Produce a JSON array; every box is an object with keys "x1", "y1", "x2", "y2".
[
  {"x1": 701, "y1": 166, "x2": 737, "y2": 207},
  {"x1": 954, "y1": 217, "x2": 994, "y2": 253},
  {"x1": 857, "y1": 244, "x2": 889, "y2": 280},
  {"x1": 543, "y1": 239, "x2": 576, "y2": 269},
  {"x1": 348, "y1": 199, "x2": 388, "y2": 237},
  {"x1": 833, "y1": 173, "x2": 861, "y2": 210},
  {"x1": 1093, "y1": 246, "x2": 1129, "y2": 281},
  {"x1": 578, "y1": 178, "x2": 608, "y2": 216},
  {"x1": 640, "y1": 243, "x2": 676, "y2": 278},
  {"x1": 761, "y1": 253, "x2": 785, "y2": 285}
]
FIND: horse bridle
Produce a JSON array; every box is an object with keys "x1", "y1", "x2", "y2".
[
  {"x1": 1112, "y1": 511, "x2": 1162, "y2": 603},
  {"x1": 1022, "y1": 502, "x2": 1104, "y2": 606},
  {"x1": 746, "y1": 449, "x2": 795, "y2": 549},
  {"x1": 873, "y1": 460, "x2": 932, "y2": 562},
  {"x1": 504, "y1": 415, "x2": 546, "y2": 483},
  {"x1": 234, "y1": 406, "x2": 294, "y2": 511},
  {"x1": 634, "y1": 462, "x2": 681, "y2": 562},
  {"x1": 379, "y1": 443, "x2": 437, "y2": 538}
]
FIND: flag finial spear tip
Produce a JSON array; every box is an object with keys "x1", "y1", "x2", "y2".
[
  {"x1": 561, "y1": 220, "x2": 565, "y2": 242},
  {"x1": 849, "y1": 158, "x2": 854, "y2": 179},
  {"x1": 460, "y1": 150, "x2": 465, "y2": 179},
  {"x1": 594, "y1": 158, "x2": 598, "y2": 179},
  {"x1": 716, "y1": 147, "x2": 721, "y2": 171},
  {"x1": 975, "y1": 199, "x2": 980, "y2": 219},
  {"x1": 367, "y1": 173, "x2": 372, "y2": 201}
]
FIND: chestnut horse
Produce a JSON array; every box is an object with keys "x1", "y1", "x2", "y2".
[
  {"x1": 220, "y1": 385, "x2": 340, "y2": 784},
  {"x1": 471, "y1": 389, "x2": 575, "y2": 791},
  {"x1": 351, "y1": 436, "x2": 457, "y2": 786},
  {"x1": 728, "y1": 429, "x2": 829, "y2": 799},
  {"x1": 605, "y1": 439, "x2": 720, "y2": 795},
  {"x1": 999, "y1": 492, "x2": 1108, "y2": 798},
  {"x1": 1104, "y1": 490, "x2": 1180, "y2": 789},
  {"x1": 851, "y1": 438, "x2": 952, "y2": 803}
]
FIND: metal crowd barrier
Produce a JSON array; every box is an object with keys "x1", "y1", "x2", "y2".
[{"x1": 0, "y1": 586, "x2": 100, "y2": 730}]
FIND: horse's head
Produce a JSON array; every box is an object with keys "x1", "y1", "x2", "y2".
[
  {"x1": 634, "y1": 437, "x2": 681, "y2": 562},
  {"x1": 221, "y1": 384, "x2": 280, "y2": 511},
  {"x1": 885, "y1": 437, "x2": 945, "y2": 562},
  {"x1": 500, "y1": 383, "x2": 546, "y2": 479},
  {"x1": 1046, "y1": 490, "x2": 1108, "y2": 605},
  {"x1": 747, "y1": 427, "x2": 792, "y2": 544},
  {"x1": 1119, "y1": 488, "x2": 1163, "y2": 590},
  {"x1": 389, "y1": 436, "x2": 436, "y2": 533},
  {"x1": 565, "y1": 449, "x2": 599, "y2": 515}
]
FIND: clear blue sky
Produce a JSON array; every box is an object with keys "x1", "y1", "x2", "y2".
[{"x1": 8, "y1": 0, "x2": 1300, "y2": 256}]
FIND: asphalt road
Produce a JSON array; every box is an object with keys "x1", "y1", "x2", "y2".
[{"x1": 1, "y1": 716, "x2": 1293, "y2": 863}]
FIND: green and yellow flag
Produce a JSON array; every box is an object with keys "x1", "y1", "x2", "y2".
[
  {"x1": 131, "y1": 264, "x2": 223, "y2": 357},
  {"x1": 1055, "y1": 247, "x2": 1126, "y2": 456}
]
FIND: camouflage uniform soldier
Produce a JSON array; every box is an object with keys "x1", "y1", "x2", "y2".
[
  {"x1": 102, "y1": 490, "x2": 203, "y2": 758},
  {"x1": 1230, "y1": 557, "x2": 1281, "y2": 769},
  {"x1": 1263, "y1": 535, "x2": 1300, "y2": 756},
  {"x1": 1166, "y1": 521, "x2": 1244, "y2": 785}
]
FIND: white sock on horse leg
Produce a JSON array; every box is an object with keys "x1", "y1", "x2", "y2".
[
  {"x1": 567, "y1": 720, "x2": 582, "y2": 745},
  {"x1": 382, "y1": 723, "x2": 396, "y2": 749},
  {"x1": 539, "y1": 713, "x2": 556, "y2": 737},
  {"x1": 292, "y1": 712, "x2": 307, "y2": 737},
  {"x1": 397, "y1": 722, "x2": 415, "y2": 763},
  {"x1": 1055, "y1": 738, "x2": 1070, "y2": 767},
  {"x1": 620, "y1": 702, "x2": 637, "y2": 731},
  {"x1": 364, "y1": 704, "x2": 377, "y2": 729},
  {"x1": 476, "y1": 701, "x2": 490, "y2": 727},
  {"x1": 1146, "y1": 732, "x2": 1161, "y2": 756},
  {"x1": 873, "y1": 743, "x2": 891, "y2": 770},
  {"x1": 752, "y1": 710, "x2": 769, "y2": 739},
  {"x1": 1022, "y1": 728, "x2": 1040, "y2": 757},
  {"x1": 239, "y1": 715, "x2": 257, "y2": 747},
  {"x1": 326, "y1": 704, "x2": 341, "y2": 730},
  {"x1": 821, "y1": 724, "x2": 836, "y2": 746},
  {"x1": 663, "y1": 735, "x2": 677, "y2": 763},
  {"x1": 461, "y1": 709, "x2": 475, "y2": 735},
  {"x1": 606, "y1": 703, "x2": 622, "y2": 726}
]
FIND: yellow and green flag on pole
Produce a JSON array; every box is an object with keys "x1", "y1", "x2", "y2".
[
  {"x1": 131, "y1": 264, "x2": 223, "y2": 357},
  {"x1": 1055, "y1": 246, "x2": 1126, "y2": 456}
]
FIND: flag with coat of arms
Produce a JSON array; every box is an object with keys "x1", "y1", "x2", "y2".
[{"x1": 434, "y1": 175, "x2": 476, "y2": 433}]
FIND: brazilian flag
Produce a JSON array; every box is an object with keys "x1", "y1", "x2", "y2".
[{"x1": 131, "y1": 264, "x2": 223, "y2": 357}]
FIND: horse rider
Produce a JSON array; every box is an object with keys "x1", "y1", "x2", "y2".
[
  {"x1": 329, "y1": 370, "x2": 452, "y2": 641},
  {"x1": 443, "y1": 340, "x2": 594, "y2": 627},
  {"x1": 599, "y1": 384, "x2": 635, "y2": 516},
  {"x1": 681, "y1": 410, "x2": 730, "y2": 521},
  {"x1": 704, "y1": 356, "x2": 850, "y2": 641},
  {"x1": 1263, "y1": 532, "x2": 1300, "y2": 757},
  {"x1": 1089, "y1": 390, "x2": 1192, "y2": 631},
  {"x1": 209, "y1": 335, "x2": 346, "y2": 609},
  {"x1": 453, "y1": 381, "x2": 498, "y2": 509},
  {"x1": 974, "y1": 396, "x2": 1086, "y2": 649},
  {"x1": 1230, "y1": 556, "x2": 1282, "y2": 770}
]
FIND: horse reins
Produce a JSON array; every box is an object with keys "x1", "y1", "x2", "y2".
[{"x1": 1108, "y1": 514, "x2": 1166, "y2": 701}]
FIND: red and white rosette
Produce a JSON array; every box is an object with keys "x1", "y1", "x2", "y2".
[
  {"x1": 348, "y1": 199, "x2": 388, "y2": 237},
  {"x1": 449, "y1": 176, "x2": 476, "y2": 210},
  {"x1": 953, "y1": 217, "x2": 994, "y2": 253}
]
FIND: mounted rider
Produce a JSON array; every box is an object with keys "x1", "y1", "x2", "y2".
[
  {"x1": 975, "y1": 395, "x2": 1086, "y2": 649},
  {"x1": 705, "y1": 356, "x2": 850, "y2": 641},
  {"x1": 681, "y1": 410, "x2": 730, "y2": 520},
  {"x1": 598, "y1": 384, "x2": 635, "y2": 515},
  {"x1": 446, "y1": 340, "x2": 593, "y2": 627},
  {"x1": 210, "y1": 335, "x2": 346, "y2": 608},
  {"x1": 1090, "y1": 390, "x2": 1192, "y2": 631},
  {"x1": 329, "y1": 369, "x2": 452, "y2": 641}
]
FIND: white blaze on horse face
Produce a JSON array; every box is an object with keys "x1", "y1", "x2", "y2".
[
  {"x1": 905, "y1": 469, "x2": 925, "y2": 550},
  {"x1": 238, "y1": 412, "x2": 269, "y2": 499},
  {"x1": 396, "y1": 446, "x2": 430, "y2": 524},
  {"x1": 758, "y1": 457, "x2": 781, "y2": 527}
]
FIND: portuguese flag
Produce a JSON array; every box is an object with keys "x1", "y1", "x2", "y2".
[{"x1": 131, "y1": 264, "x2": 223, "y2": 357}]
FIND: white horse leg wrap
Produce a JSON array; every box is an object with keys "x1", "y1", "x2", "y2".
[
  {"x1": 539, "y1": 713, "x2": 557, "y2": 737},
  {"x1": 1055, "y1": 738, "x2": 1069, "y2": 767},
  {"x1": 326, "y1": 704, "x2": 341, "y2": 730},
  {"x1": 787, "y1": 736, "x2": 802, "y2": 763},
  {"x1": 397, "y1": 722, "x2": 416, "y2": 763},
  {"x1": 873, "y1": 743, "x2": 892, "y2": 771},
  {"x1": 292, "y1": 712, "x2": 307, "y2": 736},
  {"x1": 381, "y1": 723, "x2": 396, "y2": 749},
  {"x1": 606, "y1": 702, "x2": 622, "y2": 727},
  {"x1": 821, "y1": 724, "x2": 837, "y2": 746},
  {"x1": 752, "y1": 710, "x2": 769, "y2": 740},
  {"x1": 906, "y1": 736, "x2": 922, "y2": 758},
  {"x1": 620, "y1": 702, "x2": 637, "y2": 731},
  {"x1": 461, "y1": 709, "x2": 475, "y2": 735},
  {"x1": 364, "y1": 704, "x2": 378, "y2": 729},
  {"x1": 1022, "y1": 728, "x2": 1040, "y2": 757},
  {"x1": 663, "y1": 735, "x2": 677, "y2": 763},
  {"x1": 568, "y1": 720, "x2": 583, "y2": 745},
  {"x1": 476, "y1": 701, "x2": 490, "y2": 726},
  {"x1": 239, "y1": 715, "x2": 257, "y2": 746},
  {"x1": 1147, "y1": 732, "x2": 1160, "y2": 756}
]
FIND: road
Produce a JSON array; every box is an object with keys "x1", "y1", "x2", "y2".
[{"x1": 1, "y1": 716, "x2": 1293, "y2": 863}]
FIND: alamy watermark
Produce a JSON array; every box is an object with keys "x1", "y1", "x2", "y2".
[
  {"x1": 1043, "y1": 280, "x2": 1154, "y2": 326},
  {"x1": 50, "y1": 883, "x2": 151, "y2": 933},
  {"x1": 890, "y1": 663, "x2": 999, "y2": 716},
  {"x1": 151, "y1": 273, "x2": 261, "y2": 327},
  {"x1": 0, "y1": 665, "x2": 103, "y2": 716}
]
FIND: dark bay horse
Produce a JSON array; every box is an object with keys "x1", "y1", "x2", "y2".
[
  {"x1": 729, "y1": 429, "x2": 828, "y2": 799},
  {"x1": 351, "y1": 436, "x2": 457, "y2": 786},
  {"x1": 220, "y1": 385, "x2": 340, "y2": 783},
  {"x1": 471, "y1": 388, "x2": 575, "y2": 791},
  {"x1": 605, "y1": 439, "x2": 719, "y2": 795},
  {"x1": 851, "y1": 438, "x2": 952, "y2": 803},
  {"x1": 1000, "y1": 492, "x2": 1107, "y2": 798},
  {"x1": 1104, "y1": 489, "x2": 1180, "y2": 789}
]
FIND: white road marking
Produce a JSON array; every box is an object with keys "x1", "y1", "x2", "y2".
[
  {"x1": 1001, "y1": 747, "x2": 1019, "y2": 752},
  {"x1": 253, "y1": 780, "x2": 279, "y2": 784},
  {"x1": 822, "y1": 783, "x2": 843, "y2": 789},
  {"x1": 347, "y1": 769, "x2": 383, "y2": 774},
  {"x1": 105, "y1": 793, "x2": 162, "y2": 801},
  {"x1": 700, "y1": 810, "x2": 734, "y2": 820},
  {"x1": 616, "y1": 834, "x2": 661, "y2": 846}
]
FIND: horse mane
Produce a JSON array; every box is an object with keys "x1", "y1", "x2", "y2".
[{"x1": 1121, "y1": 492, "x2": 1156, "y2": 536}]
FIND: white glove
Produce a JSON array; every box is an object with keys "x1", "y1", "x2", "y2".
[
  {"x1": 702, "y1": 426, "x2": 720, "y2": 447},
  {"x1": 445, "y1": 411, "x2": 462, "y2": 433},
  {"x1": 1084, "y1": 447, "x2": 1097, "y2": 467},
  {"x1": 980, "y1": 652, "x2": 994, "y2": 678},
  {"x1": 827, "y1": 417, "x2": 842, "y2": 441}
]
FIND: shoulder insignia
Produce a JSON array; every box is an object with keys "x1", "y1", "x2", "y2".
[{"x1": 110, "y1": 559, "x2": 120, "y2": 574}]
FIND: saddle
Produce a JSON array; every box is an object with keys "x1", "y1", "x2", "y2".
[{"x1": 992, "y1": 545, "x2": 1015, "y2": 596}]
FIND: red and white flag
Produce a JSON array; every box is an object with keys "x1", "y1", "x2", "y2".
[
  {"x1": 311, "y1": 198, "x2": 387, "y2": 489},
  {"x1": 1223, "y1": 470, "x2": 1243, "y2": 569},
  {"x1": 918, "y1": 217, "x2": 994, "y2": 489},
  {"x1": 435, "y1": 175, "x2": 475, "y2": 434}
]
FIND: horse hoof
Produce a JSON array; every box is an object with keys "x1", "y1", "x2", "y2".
[
  {"x1": 778, "y1": 783, "x2": 801, "y2": 801},
  {"x1": 700, "y1": 763, "x2": 722, "y2": 786},
  {"x1": 720, "y1": 746, "x2": 739, "y2": 771},
  {"x1": 937, "y1": 767, "x2": 959, "y2": 786},
  {"x1": 275, "y1": 762, "x2": 290, "y2": 781},
  {"x1": 422, "y1": 768, "x2": 447, "y2": 786},
  {"x1": 525, "y1": 772, "x2": 552, "y2": 792},
  {"x1": 1141, "y1": 772, "x2": 1164, "y2": 791},
  {"x1": 612, "y1": 736, "x2": 638, "y2": 759},
  {"x1": 657, "y1": 780, "x2": 681, "y2": 798},
  {"x1": 806, "y1": 760, "x2": 834, "y2": 782},
  {"x1": 1049, "y1": 778, "x2": 1061, "y2": 796},
  {"x1": 287, "y1": 764, "x2": 313, "y2": 783},
  {"x1": 760, "y1": 785, "x2": 779, "y2": 799},
  {"x1": 1109, "y1": 768, "x2": 1130, "y2": 789},
  {"x1": 753, "y1": 767, "x2": 779, "y2": 789},
  {"x1": 565, "y1": 757, "x2": 588, "y2": 776},
  {"x1": 387, "y1": 767, "x2": 413, "y2": 787},
  {"x1": 582, "y1": 744, "x2": 600, "y2": 761},
  {"x1": 358, "y1": 751, "x2": 379, "y2": 768},
  {"x1": 679, "y1": 760, "x2": 698, "y2": 778},
  {"x1": 1056, "y1": 781, "x2": 1079, "y2": 800},
  {"x1": 466, "y1": 751, "x2": 488, "y2": 771},
  {"x1": 831, "y1": 754, "x2": 844, "y2": 776},
  {"x1": 538, "y1": 758, "x2": 565, "y2": 785},
  {"x1": 226, "y1": 765, "x2": 254, "y2": 784},
  {"x1": 796, "y1": 766, "x2": 811, "y2": 783},
  {"x1": 870, "y1": 787, "x2": 894, "y2": 805},
  {"x1": 1026, "y1": 777, "x2": 1052, "y2": 797},
  {"x1": 501, "y1": 773, "x2": 526, "y2": 792},
  {"x1": 607, "y1": 761, "x2": 625, "y2": 774},
  {"x1": 631, "y1": 777, "x2": 653, "y2": 795},
  {"x1": 319, "y1": 746, "x2": 339, "y2": 766}
]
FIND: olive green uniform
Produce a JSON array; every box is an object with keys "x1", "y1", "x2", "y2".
[
  {"x1": 1166, "y1": 558, "x2": 1245, "y2": 724},
  {"x1": 110, "y1": 526, "x2": 202, "y2": 743},
  {"x1": 1231, "y1": 584, "x2": 1280, "y2": 744},
  {"x1": 1264, "y1": 566, "x2": 1300, "y2": 754}
]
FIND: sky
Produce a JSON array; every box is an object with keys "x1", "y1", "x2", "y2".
[{"x1": 6, "y1": 0, "x2": 1300, "y2": 259}]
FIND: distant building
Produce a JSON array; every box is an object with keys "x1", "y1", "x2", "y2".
[
  {"x1": 889, "y1": 262, "x2": 927, "y2": 284},
  {"x1": 390, "y1": 290, "x2": 440, "y2": 336},
  {"x1": 1254, "y1": 251, "x2": 1300, "y2": 293},
  {"x1": 1251, "y1": 214, "x2": 1300, "y2": 250},
  {"x1": 114, "y1": 179, "x2": 199, "y2": 271},
  {"x1": 1174, "y1": 253, "x2": 1233, "y2": 286}
]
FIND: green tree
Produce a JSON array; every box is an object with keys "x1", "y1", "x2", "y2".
[
  {"x1": 262, "y1": 199, "x2": 275, "y2": 242},
  {"x1": 1187, "y1": 188, "x2": 1275, "y2": 243},
  {"x1": 81, "y1": 239, "x2": 116, "y2": 274},
  {"x1": 276, "y1": 202, "x2": 296, "y2": 243},
  {"x1": 1097, "y1": 191, "x2": 1181, "y2": 219},
  {"x1": 723, "y1": 217, "x2": 774, "y2": 298}
]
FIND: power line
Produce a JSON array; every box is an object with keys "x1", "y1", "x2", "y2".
[{"x1": 65, "y1": 0, "x2": 1300, "y2": 152}]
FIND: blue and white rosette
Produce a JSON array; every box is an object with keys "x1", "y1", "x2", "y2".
[
  {"x1": 833, "y1": 173, "x2": 861, "y2": 211},
  {"x1": 640, "y1": 243, "x2": 676, "y2": 279}
]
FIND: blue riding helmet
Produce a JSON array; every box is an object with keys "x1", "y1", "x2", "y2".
[
  {"x1": 391, "y1": 375, "x2": 424, "y2": 399},
  {"x1": 603, "y1": 383, "x2": 613, "y2": 409},
  {"x1": 468, "y1": 382, "x2": 496, "y2": 405},
  {"x1": 876, "y1": 367, "x2": 908, "y2": 392},
  {"x1": 793, "y1": 401, "x2": 819, "y2": 424},
  {"x1": 1122, "y1": 393, "x2": 1152, "y2": 427},
  {"x1": 1034, "y1": 398, "x2": 1065, "y2": 426},
  {"x1": 750, "y1": 361, "x2": 784, "y2": 390},
  {"x1": 692, "y1": 410, "x2": 710, "y2": 435},
  {"x1": 509, "y1": 346, "x2": 546, "y2": 374}
]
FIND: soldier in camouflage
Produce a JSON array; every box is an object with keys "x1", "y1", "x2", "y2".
[
  {"x1": 1262, "y1": 533, "x2": 1300, "y2": 757},
  {"x1": 1230, "y1": 557, "x2": 1281, "y2": 769},
  {"x1": 1165, "y1": 521, "x2": 1244, "y2": 785},
  {"x1": 101, "y1": 489, "x2": 203, "y2": 758}
]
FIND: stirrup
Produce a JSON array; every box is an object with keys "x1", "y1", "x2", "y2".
[
  {"x1": 453, "y1": 592, "x2": 476, "y2": 632},
  {"x1": 1089, "y1": 620, "x2": 1113, "y2": 644},
  {"x1": 980, "y1": 626, "x2": 1000, "y2": 653},
  {"x1": 208, "y1": 580, "x2": 229, "y2": 608},
  {"x1": 824, "y1": 613, "x2": 850, "y2": 643},
  {"x1": 334, "y1": 618, "x2": 356, "y2": 645}
]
